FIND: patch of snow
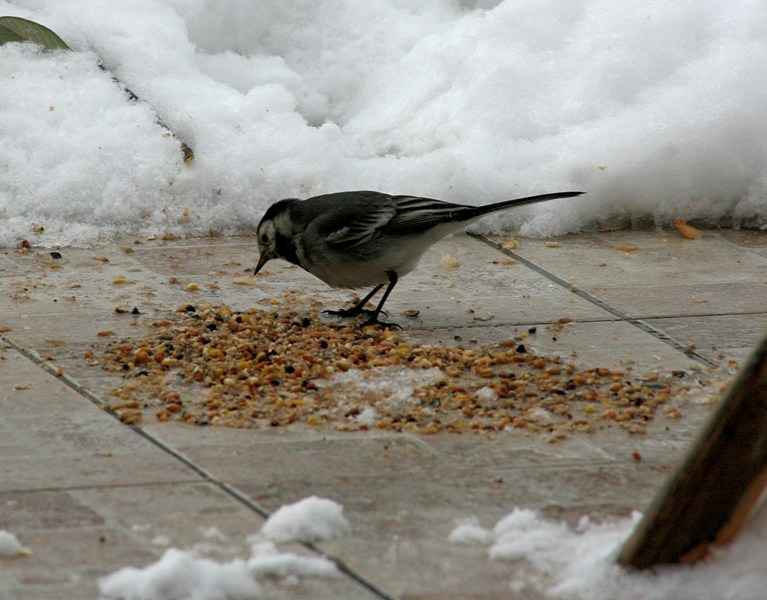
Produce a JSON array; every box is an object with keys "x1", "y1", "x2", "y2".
[
  {"x1": 258, "y1": 495, "x2": 351, "y2": 543},
  {"x1": 449, "y1": 502, "x2": 767, "y2": 600},
  {"x1": 100, "y1": 495, "x2": 347, "y2": 599},
  {"x1": 99, "y1": 548, "x2": 260, "y2": 600},
  {"x1": 448, "y1": 517, "x2": 495, "y2": 545},
  {"x1": 0, "y1": 530, "x2": 23, "y2": 557},
  {"x1": 248, "y1": 541, "x2": 338, "y2": 580}
]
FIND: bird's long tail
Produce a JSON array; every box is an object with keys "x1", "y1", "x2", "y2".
[
  {"x1": 386, "y1": 191, "x2": 585, "y2": 235},
  {"x1": 469, "y1": 191, "x2": 584, "y2": 218}
]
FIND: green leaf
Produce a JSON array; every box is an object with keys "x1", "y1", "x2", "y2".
[{"x1": 0, "y1": 16, "x2": 70, "y2": 50}]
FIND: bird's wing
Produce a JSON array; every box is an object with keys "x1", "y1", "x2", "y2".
[
  {"x1": 383, "y1": 195, "x2": 471, "y2": 235},
  {"x1": 313, "y1": 194, "x2": 398, "y2": 250}
]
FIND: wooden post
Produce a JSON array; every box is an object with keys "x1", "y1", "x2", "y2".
[{"x1": 617, "y1": 333, "x2": 767, "y2": 569}]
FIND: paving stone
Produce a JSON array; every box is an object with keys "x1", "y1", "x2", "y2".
[
  {"x1": 1, "y1": 228, "x2": 763, "y2": 599},
  {"x1": 2, "y1": 526, "x2": 154, "y2": 598},
  {"x1": 644, "y1": 313, "x2": 767, "y2": 363},
  {"x1": 0, "y1": 490, "x2": 104, "y2": 530},
  {"x1": 406, "y1": 319, "x2": 698, "y2": 372},
  {"x1": 590, "y1": 281, "x2": 767, "y2": 318},
  {"x1": 715, "y1": 229, "x2": 767, "y2": 248},
  {"x1": 504, "y1": 230, "x2": 767, "y2": 288}
]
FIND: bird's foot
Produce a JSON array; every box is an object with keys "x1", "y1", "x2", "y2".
[
  {"x1": 361, "y1": 315, "x2": 401, "y2": 330},
  {"x1": 323, "y1": 307, "x2": 400, "y2": 329},
  {"x1": 322, "y1": 306, "x2": 376, "y2": 318}
]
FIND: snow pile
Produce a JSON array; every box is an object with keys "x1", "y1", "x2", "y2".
[
  {"x1": 1, "y1": 0, "x2": 766, "y2": 247},
  {"x1": 450, "y1": 504, "x2": 767, "y2": 600},
  {"x1": 99, "y1": 543, "x2": 340, "y2": 600},
  {"x1": 99, "y1": 496, "x2": 347, "y2": 600},
  {"x1": 258, "y1": 495, "x2": 351, "y2": 543},
  {"x1": 0, "y1": 530, "x2": 24, "y2": 557},
  {"x1": 99, "y1": 550, "x2": 261, "y2": 600},
  {"x1": 246, "y1": 541, "x2": 339, "y2": 580}
]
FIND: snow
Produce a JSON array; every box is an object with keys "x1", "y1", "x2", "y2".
[
  {"x1": 99, "y1": 543, "x2": 340, "y2": 600},
  {"x1": 246, "y1": 542, "x2": 339, "y2": 580},
  {"x1": 0, "y1": 530, "x2": 23, "y2": 557},
  {"x1": 2, "y1": 0, "x2": 767, "y2": 248},
  {"x1": 99, "y1": 496, "x2": 345, "y2": 600},
  {"x1": 450, "y1": 503, "x2": 767, "y2": 600},
  {"x1": 99, "y1": 549, "x2": 261, "y2": 600},
  {"x1": 258, "y1": 495, "x2": 351, "y2": 543},
  {"x1": 448, "y1": 517, "x2": 495, "y2": 546},
  {"x1": 316, "y1": 365, "x2": 445, "y2": 421}
]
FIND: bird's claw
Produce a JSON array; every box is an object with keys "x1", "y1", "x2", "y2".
[
  {"x1": 361, "y1": 316, "x2": 401, "y2": 329},
  {"x1": 322, "y1": 307, "x2": 375, "y2": 318},
  {"x1": 322, "y1": 308, "x2": 400, "y2": 329}
]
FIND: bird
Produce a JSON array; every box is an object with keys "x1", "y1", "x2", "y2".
[{"x1": 254, "y1": 190, "x2": 584, "y2": 326}]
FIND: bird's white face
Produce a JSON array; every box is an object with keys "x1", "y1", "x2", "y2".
[
  {"x1": 257, "y1": 219, "x2": 277, "y2": 254},
  {"x1": 254, "y1": 218, "x2": 277, "y2": 275}
]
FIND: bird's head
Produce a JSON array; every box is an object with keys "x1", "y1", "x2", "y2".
[{"x1": 254, "y1": 198, "x2": 299, "y2": 275}]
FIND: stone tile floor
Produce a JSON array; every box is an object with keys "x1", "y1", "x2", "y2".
[{"x1": 0, "y1": 226, "x2": 765, "y2": 599}]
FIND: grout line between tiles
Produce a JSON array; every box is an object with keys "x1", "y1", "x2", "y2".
[
  {"x1": 705, "y1": 232, "x2": 767, "y2": 266},
  {"x1": 468, "y1": 232, "x2": 717, "y2": 367},
  {"x1": 0, "y1": 333, "x2": 395, "y2": 600}
]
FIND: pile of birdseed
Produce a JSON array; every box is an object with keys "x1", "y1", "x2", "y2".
[{"x1": 97, "y1": 299, "x2": 708, "y2": 437}]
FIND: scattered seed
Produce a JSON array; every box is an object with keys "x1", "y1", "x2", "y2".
[
  {"x1": 91, "y1": 296, "x2": 706, "y2": 437},
  {"x1": 502, "y1": 239, "x2": 518, "y2": 250},
  {"x1": 674, "y1": 219, "x2": 703, "y2": 240},
  {"x1": 232, "y1": 276, "x2": 255, "y2": 286},
  {"x1": 440, "y1": 255, "x2": 460, "y2": 268}
]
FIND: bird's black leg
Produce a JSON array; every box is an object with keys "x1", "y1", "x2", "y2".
[
  {"x1": 323, "y1": 272, "x2": 401, "y2": 328},
  {"x1": 323, "y1": 283, "x2": 384, "y2": 318},
  {"x1": 362, "y1": 271, "x2": 400, "y2": 328}
]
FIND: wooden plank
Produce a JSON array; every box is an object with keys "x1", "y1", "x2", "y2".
[{"x1": 617, "y1": 333, "x2": 767, "y2": 569}]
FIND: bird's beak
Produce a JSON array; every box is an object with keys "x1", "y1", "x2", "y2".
[{"x1": 254, "y1": 251, "x2": 272, "y2": 276}]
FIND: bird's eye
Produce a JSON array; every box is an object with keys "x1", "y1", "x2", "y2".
[{"x1": 260, "y1": 234, "x2": 269, "y2": 243}]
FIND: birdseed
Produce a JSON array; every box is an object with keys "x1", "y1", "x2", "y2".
[{"x1": 95, "y1": 296, "x2": 717, "y2": 438}]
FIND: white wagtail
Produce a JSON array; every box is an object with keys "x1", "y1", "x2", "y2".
[{"x1": 254, "y1": 190, "x2": 584, "y2": 326}]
